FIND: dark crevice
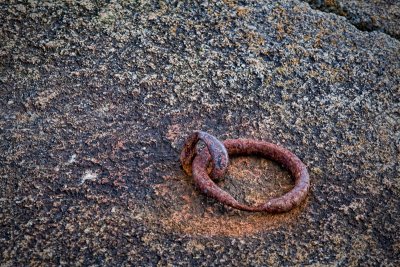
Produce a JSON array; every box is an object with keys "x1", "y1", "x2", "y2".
[{"x1": 302, "y1": 0, "x2": 400, "y2": 41}]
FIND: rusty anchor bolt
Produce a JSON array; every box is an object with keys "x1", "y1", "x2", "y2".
[{"x1": 180, "y1": 131, "x2": 310, "y2": 213}]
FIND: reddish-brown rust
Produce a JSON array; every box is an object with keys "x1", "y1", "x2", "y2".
[
  {"x1": 181, "y1": 133, "x2": 310, "y2": 213},
  {"x1": 180, "y1": 131, "x2": 229, "y2": 181}
]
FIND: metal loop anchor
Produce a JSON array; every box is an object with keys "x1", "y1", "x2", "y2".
[{"x1": 180, "y1": 132, "x2": 310, "y2": 213}]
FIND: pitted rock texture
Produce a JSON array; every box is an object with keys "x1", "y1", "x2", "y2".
[
  {"x1": 1, "y1": 0, "x2": 399, "y2": 266},
  {"x1": 304, "y1": 0, "x2": 400, "y2": 39}
]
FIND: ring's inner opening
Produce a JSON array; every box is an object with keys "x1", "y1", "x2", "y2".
[
  {"x1": 195, "y1": 140, "x2": 206, "y2": 153},
  {"x1": 219, "y1": 155, "x2": 295, "y2": 206}
]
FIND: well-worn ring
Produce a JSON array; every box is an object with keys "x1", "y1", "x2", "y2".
[
  {"x1": 180, "y1": 131, "x2": 229, "y2": 181},
  {"x1": 190, "y1": 138, "x2": 310, "y2": 213}
]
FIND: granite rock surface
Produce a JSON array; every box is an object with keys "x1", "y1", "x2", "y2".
[
  {"x1": 1, "y1": 0, "x2": 399, "y2": 266},
  {"x1": 304, "y1": 0, "x2": 400, "y2": 39}
]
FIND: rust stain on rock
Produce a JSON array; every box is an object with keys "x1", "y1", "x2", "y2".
[{"x1": 153, "y1": 156, "x2": 309, "y2": 237}]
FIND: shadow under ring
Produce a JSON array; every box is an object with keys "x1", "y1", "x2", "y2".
[{"x1": 192, "y1": 139, "x2": 310, "y2": 213}]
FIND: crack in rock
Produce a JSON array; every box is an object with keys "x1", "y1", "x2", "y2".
[{"x1": 302, "y1": 0, "x2": 400, "y2": 40}]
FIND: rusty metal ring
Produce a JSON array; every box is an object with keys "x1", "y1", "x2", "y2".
[
  {"x1": 181, "y1": 133, "x2": 310, "y2": 213},
  {"x1": 180, "y1": 131, "x2": 229, "y2": 181}
]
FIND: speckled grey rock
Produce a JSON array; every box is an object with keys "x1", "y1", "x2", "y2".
[
  {"x1": 304, "y1": 0, "x2": 400, "y2": 39},
  {"x1": 1, "y1": 0, "x2": 399, "y2": 266}
]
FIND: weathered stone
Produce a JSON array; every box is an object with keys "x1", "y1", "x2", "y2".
[
  {"x1": 1, "y1": 0, "x2": 399, "y2": 265},
  {"x1": 304, "y1": 0, "x2": 400, "y2": 39}
]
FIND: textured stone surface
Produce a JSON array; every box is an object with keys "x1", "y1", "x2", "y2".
[
  {"x1": 304, "y1": 0, "x2": 400, "y2": 39},
  {"x1": 1, "y1": 0, "x2": 399, "y2": 265}
]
